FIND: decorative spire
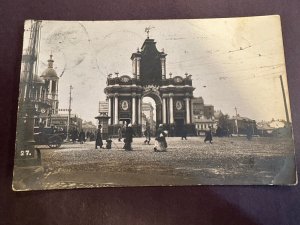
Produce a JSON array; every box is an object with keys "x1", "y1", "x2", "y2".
[
  {"x1": 145, "y1": 26, "x2": 155, "y2": 39},
  {"x1": 48, "y1": 54, "x2": 54, "y2": 68}
]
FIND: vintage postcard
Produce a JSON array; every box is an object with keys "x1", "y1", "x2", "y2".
[{"x1": 13, "y1": 15, "x2": 297, "y2": 191}]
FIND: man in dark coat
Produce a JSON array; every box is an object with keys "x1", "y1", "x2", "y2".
[
  {"x1": 124, "y1": 123, "x2": 135, "y2": 151},
  {"x1": 71, "y1": 129, "x2": 78, "y2": 143},
  {"x1": 246, "y1": 124, "x2": 253, "y2": 141},
  {"x1": 144, "y1": 126, "x2": 151, "y2": 144},
  {"x1": 204, "y1": 126, "x2": 213, "y2": 144},
  {"x1": 95, "y1": 125, "x2": 103, "y2": 149},
  {"x1": 79, "y1": 130, "x2": 85, "y2": 144}
]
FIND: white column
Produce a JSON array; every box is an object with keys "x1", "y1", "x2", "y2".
[
  {"x1": 137, "y1": 58, "x2": 141, "y2": 80},
  {"x1": 138, "y1": 97, "x2": 141, "y2": 124},
  {"x1": 161, "y1": 58, "x2": 166, "y2": 79},
  {"x1": 132, "y1": 94, "x2": 136, "y2": 124},
  {"x1": 40, "y1": 86, "x2": 43, "y2": 100},
  {"x1": 35, "y1": 87, "x2": 38, "y2": 100},
  {"x1": 56, "y1": 80, "x2": 59, "y2": 96},
  {"x1": 48, "y1": 80, "x2": 52, "y2": 97},
  {"x1": 162, "y1": 97, "x2": 167, "y2": 124},
  {"x1": 132, "y1": 59, "x2": 135, "y2": 75},
  {"x1": 114, "y1": 94, "x2": 118, "y2": 125},
  {"x1": 169, "y1": 94, "x2": 174, "y2": 124},
  {"x1": 108, "y1": 97, "x2": 112, "y2": 125},
  {"x1": 185, "y1": 97, "x2": 191, "y2": 124},
  {"x1": 24, "y1": 85, "x2": 27, "y2": 100}
]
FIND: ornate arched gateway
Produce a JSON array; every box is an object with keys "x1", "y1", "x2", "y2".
[{"x1": 104, "y1": 37, "x2": 195, "y2": 136}]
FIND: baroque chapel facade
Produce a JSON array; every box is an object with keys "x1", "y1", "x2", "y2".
[{"x1": 104, "y1": 36, "x2": 197, "y2": 136}]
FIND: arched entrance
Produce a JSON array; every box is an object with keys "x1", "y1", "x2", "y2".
[{"x1": 141, "y1": 91, "x2": 162, "y2": 135}]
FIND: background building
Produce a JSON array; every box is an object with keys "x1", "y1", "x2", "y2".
[
  {"x1": 228, "y1": 115, "x2": 257, "y2": 136},
  {"x1": 141, "y1": 102, "x2": 155, "y2": 134},
  {"x1": 31, "y1": 54, "x2": 59, "y2": 128},
  {"x1": 191, "y1": 97, "x2": 216, "y2": 135}
]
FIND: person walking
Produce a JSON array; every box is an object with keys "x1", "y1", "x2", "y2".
[
  {"x1": 204, "y1": 126, "x2": 213, "y2": 144},
  {"x1": 154, "y1": 124, "x2": 168, "y2": 152},
  {"x1": 118, "y1": 127, "x2": 122, "y2": 142},
  {"x1": 124, "y1": 123, "x2": 135, "y2": 151},
  {"x1": 71, "y1": 129, "x2": 78, "y2": 143},
  {"x1": 144, "y1": 126, "x2": 151, "y2": 144},
  {"x1": 246, "y1": 124, "x2": 253, "y2": 141},
  {"x1": 79, "y1": 130, "x2": 85, "y2": 144},
  {"x1": 95, "y1": 125, "x2": 103, "y2": 149}
]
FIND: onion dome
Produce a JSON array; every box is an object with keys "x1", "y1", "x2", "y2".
[{"x1": 41, "y1": 54, "x2": 58, "y2": 79}]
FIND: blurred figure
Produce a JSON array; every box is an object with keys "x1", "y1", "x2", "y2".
[
  {"x1": 204, "y1": 126, "x2": 213, "y2": 144},
  {"x1": 95, "y1": 125, "x2": 103, "y2": 149},
  {"x1": 124, "y1": 123, "x2": 135, "y2": 151},
  {"x1": 79, "y1": 130, "x2": 85, "y2": 144},
  {"x1": 246, "y1": 124, "x2": 253, "y2": 141},
  {"x1": 144, "y1": 126, "x2": 151, "y2": 144},
  {"x1": 154, "y1": 124, "x2": 168, "y2": 152},
  {"x1": 118, "y1": 127, "x2": 122, "y2": 142}
]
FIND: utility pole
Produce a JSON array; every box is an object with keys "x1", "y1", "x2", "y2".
[
  {"x1": 279, "y1": 75, "x2": 290, "y2": 124},
  {"x1": 16, "y1": 20, "x2": 42, "y2": 165},
  {"x1": 234, "y1": 106, "x2": 239, "y2": 136},
  {"x1": 66, "y1": 85, "x2": 73, "y2": 140}
]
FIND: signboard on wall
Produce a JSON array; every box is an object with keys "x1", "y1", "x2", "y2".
[{"x1": 99, "y1": 101, "x2": 108, "y2": 113}]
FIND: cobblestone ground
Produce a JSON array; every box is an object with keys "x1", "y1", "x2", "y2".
[{"x1": 33, "y1": 136, "x2": 296, "y2": 190}]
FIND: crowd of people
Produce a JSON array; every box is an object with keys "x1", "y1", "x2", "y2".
[
  {"x1": 69, "y1": 129, "x2": 97, "y2": 144},
  {"x1": 68, "y1": 123, "x2": 254, "y2": 152}
]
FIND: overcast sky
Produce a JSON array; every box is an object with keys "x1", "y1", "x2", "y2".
[{"x1": 22, "y1": 15, "x2": 291, "y2": 124}]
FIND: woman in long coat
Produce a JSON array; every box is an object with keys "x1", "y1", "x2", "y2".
[
  {"x1": 95, "y1": 126, "x2": 103, "y2": 149},
  {"x1": 154, "y1": 124, "x2": 168, "y2": 152},
  {"x1": 124, "y1": 124, "x2": 135, "y2": 151}
]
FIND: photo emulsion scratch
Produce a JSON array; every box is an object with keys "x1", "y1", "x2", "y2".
[{"x1": 13, "y1": 15, "x2": 297, "y2": 191}]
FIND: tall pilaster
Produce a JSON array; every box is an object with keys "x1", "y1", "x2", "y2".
[
  {"x1": 161, "y1": 58, "x2": 166, "y2": 80},
  {"x1": 39, "y1": 86, "x2": 43, "y2": 100},
  {"x1": 114, "y1": 94, "x2": 119, "y2": 125},
  {"x1": 137, "y1": 57, "x2": 141, "y2": 80},
  {"x1": 162, "y1": 97, "x2": 167, "y2": 124},
  {"x1": 56, "y1": 81, "x2": 59, "y2": 96},
  {"x1": 48, "y1": 80, "x2": 52, "y2": 97},
  {"x1": 132, "y1": 93, "x2": 136, "y2": 124},
  {"x1": 169, "y1": 93, "x2": 174, "y2": 124},
  {"x1": 132, "y1": 58, "x2": 136, "y2": 78},
  {"x1": 138, "y1": 97, "x2": 141, "y2": 124},
  {"x1": 185, "y1": 97, "x2": 191, "y2": 124},
  {"x1": 108, "y1": 96, "x2": 112, "y2": 125}
]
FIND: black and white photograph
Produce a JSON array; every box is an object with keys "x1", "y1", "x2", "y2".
[{"x1": 13, "y1": 15, "x2": 297, "y2": 191}]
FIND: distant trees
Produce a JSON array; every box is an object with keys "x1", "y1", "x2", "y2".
[{"x1": 216, "y1": 114, "x2": 231, "y2": 137}]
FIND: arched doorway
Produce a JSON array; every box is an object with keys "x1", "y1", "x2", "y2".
[
  {"x1": 141, "y1": 91, "x2": 162, "y2": 126},
  {"x1": 141, "y1": 92, "x2": 162, "y2": 136}
]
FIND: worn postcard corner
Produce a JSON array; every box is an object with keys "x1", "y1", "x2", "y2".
[{"x1": 13, "y1": 15, "x2": 297, "y2": 191}]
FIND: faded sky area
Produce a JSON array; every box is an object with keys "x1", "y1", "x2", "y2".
[{"x1": 22, "y1": 16, "x2": 291, "y2": 123}]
